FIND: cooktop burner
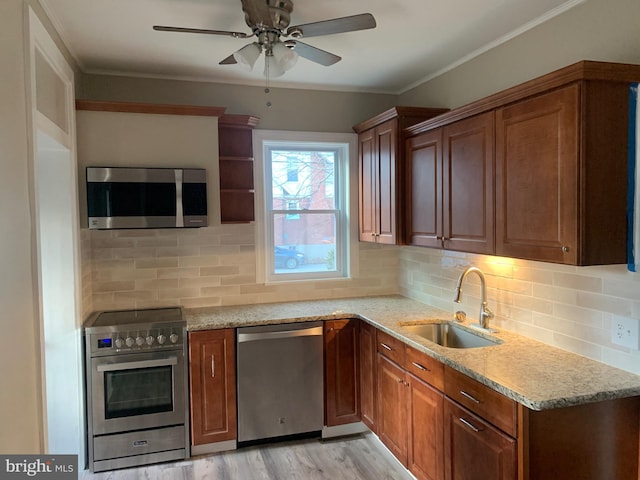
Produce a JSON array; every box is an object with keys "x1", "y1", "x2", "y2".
[{"x1": 90, "y1": 307, "x2": 182, "y2": 327}]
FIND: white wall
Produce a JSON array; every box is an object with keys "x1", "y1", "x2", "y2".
[{"x1": 0, "y1": 0, "x2": 42, "y2": 453}]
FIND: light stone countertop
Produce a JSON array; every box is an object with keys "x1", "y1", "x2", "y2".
[{"x1": 185, "y1": 294, "x2": 640, "y2": 411}]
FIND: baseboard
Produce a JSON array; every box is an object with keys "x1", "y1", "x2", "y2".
[
  {"x1": 190, "y1": 439, "x2": 237, "y2": 456},
  {"x1": 321, "y1": 422, "x2": 369, "y2": 439}
]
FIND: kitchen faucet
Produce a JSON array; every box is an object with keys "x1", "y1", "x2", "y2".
[{"x1": 453, "y1": 266, "x2": 495, "y2": 331}]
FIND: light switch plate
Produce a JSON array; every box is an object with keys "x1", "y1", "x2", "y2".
[{"x1": 611, "y1": 315, "x2": 640, "y2": 350}]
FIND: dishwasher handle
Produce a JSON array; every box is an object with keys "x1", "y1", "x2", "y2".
[{"x1": 238, "y1": 325, "x2": 323, "y2": 343}]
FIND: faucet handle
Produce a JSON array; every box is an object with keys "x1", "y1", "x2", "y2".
[
  {"x1": 481, "y1": 305, "x2": 494, "y2": 319},
  {"x1": 454, "y1": 311, "x2": 467, "y2": 322}
]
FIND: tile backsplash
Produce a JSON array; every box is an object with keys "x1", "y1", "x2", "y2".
[
  {"x1": 399, "y1": 246, "x2": 640, "y2": 375},
  {"x1": 81, "y1": 228, "x2": 640, "y2": 375},
  {"x1": 82, "y1": 224, "x2": 399, "y2": 312}
]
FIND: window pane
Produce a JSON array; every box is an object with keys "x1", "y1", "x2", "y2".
[
  {"x1": 270, "y1": 150, "x2": 336, "y2": 210},
  {"x1": 273, "y1": 213, "x2": 337, "y2": 273}
]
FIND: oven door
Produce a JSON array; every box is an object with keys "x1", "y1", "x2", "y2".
[{"x1": 91, "y1": 350, "x2": 185, "y2": 436}]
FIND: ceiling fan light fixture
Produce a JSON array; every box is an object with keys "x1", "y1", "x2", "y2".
[
  {"x1": 271, "y1": 41, "x2": 298, "y2": 72},
  {"x1": 264, "y1": 54, "x2": 286, "y2": 78},
  {"x1": 233, "y1": 42, "x2": 262, "y2": 70}
]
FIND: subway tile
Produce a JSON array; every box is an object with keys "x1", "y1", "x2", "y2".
[
  {"x1": 531, "y1": 284, "x2": 578, "y2": 304},
  {"x1": 179, "y1": 277, "x2": 222, "y2": 289},
  {"x1": 92, "y1": 280, "x2": 136, "y2": 293},
  {"x1": 552, "y1": 303, "x2": 604, "y2": 328},
  {"x1": 156, "y1": 246, "x2": 201, "y2": 257},
  {"x1": 553, "y1": 272, "x2": 602, "y2": 293},
  {"x1": 576, "y1": 292, "x2": 634, "y2": 317},
  {"x1": 200, "y1": 285, "x2": 241, "y2": 297},
  {"x1": 551, "y1": 332, "x2": 602, "y2": 362},
  {"x1": 157, "y1": 267, "x2": 200, "y2": 279},
  {"x1": 157, "y1": 287, "x2": 201, "y2": 299},
  {"x1": 180, "y1": 296, "x2": 223, "y2": 308},
  {"x1": 220, "y1": 274, "x2": 257, "y2": 286},
  {"x1": 135, "y1": 257, "x2": 179, "y2": 269},
  {"x1": 135, "y1": 278, "x2": 179, "y2": 290},
  {"x1": 179, "y1": 255, "x2": 220, "y2": 267},
  {"x1": 199, "y1": 265, "x2": 241, "y2": 277}
]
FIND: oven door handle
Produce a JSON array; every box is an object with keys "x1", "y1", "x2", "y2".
[{"x1": 97, "y1": 356, "x2": 178, "y2": 372}]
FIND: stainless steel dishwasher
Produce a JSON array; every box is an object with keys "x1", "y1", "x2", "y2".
[{"x1": 237, "y1": 321, "x2": 324, "y2": 443}]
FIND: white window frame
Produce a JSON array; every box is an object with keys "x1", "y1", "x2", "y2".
[{"x1": 253, "y1": 130, "x2": 358, "y2": 284}]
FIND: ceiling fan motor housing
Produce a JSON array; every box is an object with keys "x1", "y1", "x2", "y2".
[{"x1": 243, "y1": 0, "x2": 294, "y2": 31}]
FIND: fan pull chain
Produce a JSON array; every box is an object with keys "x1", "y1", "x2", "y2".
[{"x1": 264, "y1": 56, "x2": 272, "y2": 107}]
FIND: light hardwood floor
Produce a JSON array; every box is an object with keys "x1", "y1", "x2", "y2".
[{"x1": 80, "y1": 433, "x2": 414, "y2": 480}]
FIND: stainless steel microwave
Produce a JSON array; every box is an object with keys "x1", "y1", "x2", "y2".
[{"x1": 86, "y1": 167, "x2": 208, "y2": 229}]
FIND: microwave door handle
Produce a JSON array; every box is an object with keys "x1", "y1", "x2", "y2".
[
  {"x1": 175, "y1": 169, "x2": 184, "y2": 227},
  {"x1": 97, "y1": 356, "x2": 178, "y2": 372}
]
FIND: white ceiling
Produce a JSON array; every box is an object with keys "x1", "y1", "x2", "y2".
[{"x1": 40, "y1": 0, "x2": 583, "y2": 94}]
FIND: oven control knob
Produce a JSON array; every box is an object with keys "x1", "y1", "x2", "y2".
[
  {"x1": 114, "y1": 337, "x2": 124, "y2": 349},
  {"x1": 125, "y1": 336, "x2": 135, "y2": 347},
  {"x1": 157, "y1": 334, "x2": 167, "y2": 345},
  {"x1": 135, "y1": 336, "x2": 145, "y2": 346},
  {"x1": 169, "y1": 333, "x2": 179, "y2": 344},
  {"x1": 146, "y1": 335, "x2": 155, "y2": 346}
]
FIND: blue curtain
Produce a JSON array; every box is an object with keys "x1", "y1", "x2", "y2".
[{"x1": 629, "y1": 83, "x2": 639, "y2": 272}]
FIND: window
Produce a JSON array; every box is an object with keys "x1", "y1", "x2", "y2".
[{"x1": 255, "y1": 131, "x2": 355, "y2": 282}]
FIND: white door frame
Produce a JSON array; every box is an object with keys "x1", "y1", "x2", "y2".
[{"x1": 24, "y1": 5, "x2": 84, "y2": 463}]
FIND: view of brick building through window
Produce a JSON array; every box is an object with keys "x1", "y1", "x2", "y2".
[{"x1": 270, "y1": 149, "x2": 337, "y2": 271}]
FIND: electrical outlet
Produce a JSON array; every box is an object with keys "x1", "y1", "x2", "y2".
[{"x1": 611, "y1": 315, "x2": 640, "y2": 349}]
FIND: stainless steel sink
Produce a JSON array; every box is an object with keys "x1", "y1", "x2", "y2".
[{"x1": 401, "y1": 322, "x2": 501, "y2": 349}]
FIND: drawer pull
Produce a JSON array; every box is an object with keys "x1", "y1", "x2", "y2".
[
  {"x1": 460, "y1": 390, "x2": 481, "y2": 404},
  {"x1": 211, "y1": 357, "x2": 215, "y2": 378},
  {"x1": 411, "y1": 361, "x2": 430, "y2": 372},
  {"x1": 459, "y1": 417, "x2": 483, "y2": 433},
  {"x1": 380, "y1": 343, "x2": 393, "y2": 351}
]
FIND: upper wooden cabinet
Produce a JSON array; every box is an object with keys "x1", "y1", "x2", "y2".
[
  {"x1": 218, "y1": 115, "x2": 259, "y2": 224},
  {"x1": 495, "y1": 82, "x2": 628, "y2": 264},
  {"x1": 405, "y1": 61, "x2": 640, "y2": 265},
  {"x1": 354, "y1": 107, "x2": 449, "y2": 245},
  {"x1": 405, "y1": 112, "x2": 495, "y2": 254}
]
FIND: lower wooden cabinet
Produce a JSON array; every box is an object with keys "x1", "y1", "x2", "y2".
[
  {"x1": 377, "y1": 353, "x2": 408, "y2": 463},
  {"x1": 188, "y1": 329, "x2": 237, "y2": 446},
  {"x1": 444, "y1": 398, "x2": 516, "y2": 480},
  {"x1": 324, "y1": 319, "x2": 361, "y2": 426},
  {"x1": 408, "y1": 374, "x2": 444, "y2": 480},
  {"x1": 359, "y1": 321, "x2": 377, "y2": 432},
  {"x1": 377, "y1": 346, "x2": 445, "y2": 480}
]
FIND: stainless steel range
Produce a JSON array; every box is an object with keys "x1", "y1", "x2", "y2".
[{"x1": 84, "y1": 308, "x2": 189, "y2": 472}]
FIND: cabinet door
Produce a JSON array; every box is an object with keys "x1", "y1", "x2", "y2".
[
  {"x1": 359, "y1": 128, "x2": 378, "y2": 242},
  {"x1": 376, "y1": 119, "x2": 398, "y2": 245},
  {"x1": 405, "y1": 129, "x2": 442, "y2": 248},
  {"x1": 495, "y1": 84, "x2": 579, "y2": 264},
  {"x1": 377, "y1": 354, "x2": 408, "y2": 465},
  {"x1": 408, "y1": 374, "x2": 444, "y2": 480},
  {"x1": 324, "y1": 319, "x2": 360, "y2": 426},
  {"x1": 189, "y1": 329, "x2": 236, "y2": 446},
  {"x1": 444, "y1": 399, "x2": 516, "y2": 480},
  {"x1": 443, "y1": 112, "x2": 495, "y2": 254},
  {"x1": 359, "y1": 321, "x2": 377, "y2": 432}
]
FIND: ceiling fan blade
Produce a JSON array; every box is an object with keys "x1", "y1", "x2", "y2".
[
  {"x1": 153, "y1": 25, "x2": 249, "y2": 39},
  {"x1": 219, "y1": 54, "x2": 238, "y2": 65},
  {"x1": 288, "y1": 13, "x2": 376, "y2": 39},
  {"x1": 291, "y1": 41, "x2": 341, "y2": 66},
  {"x1": 240, "y1": 0, "x2": 274, "y2": 28}
]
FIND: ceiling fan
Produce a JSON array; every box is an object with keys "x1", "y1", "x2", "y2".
[{"x1": 153, "y1": 0, "x2": 376, "y2": 78}]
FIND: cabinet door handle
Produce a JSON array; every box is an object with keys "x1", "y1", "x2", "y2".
[
  {"x1": 460, "y1": 390, "x2": 481, "y2": 404},
  {"x1": 211, "y1": 356, "x2": 215, "y2": 378},
  {"x1": 380, "y1": 343, "x2": 393, "y2": 351},
  {"x1": 458, "y1": 417, "x2": 483, "y2": 433},
  {"x1": 411, "y1": 361, "x2": 430, "y2": 372}
]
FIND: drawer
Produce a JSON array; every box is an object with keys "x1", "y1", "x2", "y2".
[
  {"x1": 376, "y1": 330, "x2": 406, "y2": 365},
  {"x1": 444, "y1": 366, "x2": 517, "y2": 437},
  {"x1": 405, "y1": 346, "x2": 444, "y2": 391}
]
